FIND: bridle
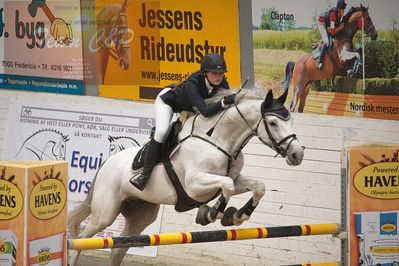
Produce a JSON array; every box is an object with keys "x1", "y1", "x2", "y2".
[
  {"x1": 233, "y1": 102, "x2": 298, "y2": 158},
  {"x1": 98, "y1": 11, "x2": 130, "y2": 61},
  {"x1": 180, "y1": 96, "x2": 301, "y2": 166}
]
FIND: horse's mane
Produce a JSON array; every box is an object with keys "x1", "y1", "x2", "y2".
[
  {"x1": 342, "y1": 5, "x2": 368, "y2": 24},
  {"x1": 24, "y1": 128, "x2": 69, "y2": 142},
  {"x1": 204, "y1": 87, "x2": 268, "y2": 106},
  {"x1": 108, "y1": 135, "x2": 139, "y2": 145}
]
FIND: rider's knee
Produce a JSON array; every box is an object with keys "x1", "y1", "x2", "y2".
[{"x1": 154, "y1": 129, "x2": 168, "y2": 143}]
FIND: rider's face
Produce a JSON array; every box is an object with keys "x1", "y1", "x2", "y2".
[
  {"x1": 206, "y1": 71, "x2": 225, "y2": 86},
  {"x1": 338, "y1": 8, "x2": 345, "y2": 17}
]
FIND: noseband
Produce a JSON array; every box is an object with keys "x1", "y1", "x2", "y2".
[{"x1": 234, "y1": 103, "x2": 297, "y2": 158}]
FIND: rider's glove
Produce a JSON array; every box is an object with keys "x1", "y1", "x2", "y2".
[{"x1": 221, "y1": 94, "x2": 236, "y2": 108}]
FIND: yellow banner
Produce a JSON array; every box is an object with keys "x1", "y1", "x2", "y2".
[{"x1": 94, "y1": 0, "x2": 241, "y2": 101}]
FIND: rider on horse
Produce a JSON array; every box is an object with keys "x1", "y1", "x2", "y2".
[
  {"x1": 316, "y1": 0, "x2": 347, "y2": 70},
  {"x1": 131, "y1": 53, "x2": 236, "y2": 191}
]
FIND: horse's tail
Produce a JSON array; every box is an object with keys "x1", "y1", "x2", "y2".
[
  {"x1": 68, "y1": 170, "x2": 99, "y2": 239},
  {"x1": 282, "y1": 61, "x2": 295, "y2": 90}
]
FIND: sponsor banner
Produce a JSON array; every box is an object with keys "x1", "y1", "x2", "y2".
[
  {"x1": 90, "y1": 0, "x2": 241, "y2": 100},
  {"x1": 2, "y1": 100, "x2": 162, "y2": 257},
  {"x1": 304, "y1": 92, "x2": 399, "y2": 120},
  {"x1": 0, "y1": 1, "x2": 84, "y2": 94},
  {"x1": 29, "y1": 233, "x2": 65, "y2": 266},
  {"x1": 346, "y1": 143, "x2": 399, "y2": 265},
  {"x1": 252, "y1": 0, "x2": 399, "y2": 120},
  {"x1": 0, "y1": 161, "x2": 68, "y2": 266},
  {"x1": 0, "y1": 165, "x2": 24, "y2": 266},
  {"x1": 355, "y1": 211, "x2": 399, "y2": 266}
]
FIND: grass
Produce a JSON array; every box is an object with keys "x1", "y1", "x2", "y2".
[{"x1": 253, "y1": 30, "x2": 315, "y2": 51}]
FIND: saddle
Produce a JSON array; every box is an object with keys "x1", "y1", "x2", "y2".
[
  {"x1": 132, "y1": 113, "x2": 219, "y2": 212},
  {"x1": 132, "y1": 120, "x2": 181, "y2": 170},
  {"x1": 312, "y1": 36, "x2": 333, "y2": 59}
]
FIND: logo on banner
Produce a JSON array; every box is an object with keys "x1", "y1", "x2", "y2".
[
  {"x1": 29, "y1": 167, "x2": 67, "y2": 220},
  {"x1": 354, "y1": 162, "x2": 399, "y2": 199},
  {"x1": 0, "y1": 168, "x2": 23, "y2": 220},
  {"x1": 16, "y1": 129, "x2": 70, "y2": 161},
  {"x1": 37, "y1": 248, "x2": 51, "y2": 265}
]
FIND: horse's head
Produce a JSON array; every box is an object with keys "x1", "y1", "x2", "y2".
[
  {"x1": 359, "y1": 5, "x2": 377, "y2": 40},
  {"x1": 55, "y1": 134, "x2": 69, "y2": 161},
  {"x1": 113, "y1": 10, "x2": 131, "y2": 70},
  {"x1": 108, "y1": 135, "x2": 139, "y2": 157},
  {"x1": 258, "y1": 89, "x2": 304, "y2": 166},
  {"x1": 344, "y1": 5, "x2": 377, "y2": 40}
]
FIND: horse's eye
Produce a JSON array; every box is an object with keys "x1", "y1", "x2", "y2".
[{"x1": 269, "y1": 121, "x2": 277, "y2": 126}]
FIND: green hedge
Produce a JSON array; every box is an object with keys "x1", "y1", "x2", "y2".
[
  {"x1": 253, "y1": 30, "x2": 399, "y2": 78},
  {"x1": 312, "y1": 77, "x2": 399, "y2": 95}
]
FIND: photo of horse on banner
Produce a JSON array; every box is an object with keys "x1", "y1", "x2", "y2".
[
  {"x1": 283, "y1": 5, "x2": 378, "y2": 112},
  {"x1": 68, "y1": 88, "x2": 305, "y2": 266},
  {"x1": 96, "y1": 0, "x2": 131, "y2": 84}
]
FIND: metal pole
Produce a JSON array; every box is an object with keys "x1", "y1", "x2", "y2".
[
  {"x1": 362, "y1": 16, "x2": 365, "y2": 91},
  {"x1": 68, "y1": 223, "x2": 340, "y2": 250}
]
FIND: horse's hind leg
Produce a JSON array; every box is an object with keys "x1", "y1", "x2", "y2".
[
  {"x1": 110, "y1": 200, "x2": 160, "y2": 266},
  {"x1": 298, "y1": 82, "x2": 312, "y2": 113},
  {"x1": 290, "y1": 78, "x2": 304, "y2": 112},
  {"x1": 69, "y1": 197, "x2": 121, "y2": 265},
  {"x1": 221, "y1": 175, "x2": 265, "y2": 226}
]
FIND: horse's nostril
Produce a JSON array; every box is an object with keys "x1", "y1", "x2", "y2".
[{"x1": 292, "y1": 153, "x2": 297, "y2": 160}]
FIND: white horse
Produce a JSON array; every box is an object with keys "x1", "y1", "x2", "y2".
[{"x1": 68, "y1": 88, "x2": 304, "y2": 266}]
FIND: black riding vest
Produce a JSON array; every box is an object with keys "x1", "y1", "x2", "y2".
[
  {"x1": 160, "y1": 72, "x2": 230, "y2": 117},
  {"x1": 320, "y1": 7, "x2": 342, "y2": 28}
]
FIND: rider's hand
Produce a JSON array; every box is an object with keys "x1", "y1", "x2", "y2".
[
  {"x1": 336, "y1": 23, "x2": 344, "y2": 32},
  {"x1": 222, "y1": 94, "x2": 236, "y2": 107}
]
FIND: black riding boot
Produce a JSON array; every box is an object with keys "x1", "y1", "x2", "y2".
[
  {"x1": 130, "y1": 138, "x2": 162, "y2": 191},
  {"x1": 316, "y1": 44, "x2": 328, "y2": 70}
]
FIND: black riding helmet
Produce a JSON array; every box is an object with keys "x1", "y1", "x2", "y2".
[
  {"x1": 200, "y1": 53, "x2": 227, "y2": 72},
  {"x1": 337, "y1": 0, "x2": 347, "y2": 9}
]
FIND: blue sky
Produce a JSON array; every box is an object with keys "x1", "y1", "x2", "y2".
[{"x1": 252, "y1": 0, "x2": 399, "y2": 30}]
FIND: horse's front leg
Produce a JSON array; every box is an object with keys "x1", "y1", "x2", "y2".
[
  {"x1": 188, "y1": 172, "x2": 235, "y2": 226},
  {"x1": 221, "y1": 175, "x2": 265, "y2": 226},
  {"x1": 340, "y1": 48, "x2": 361, "y2": 77}
]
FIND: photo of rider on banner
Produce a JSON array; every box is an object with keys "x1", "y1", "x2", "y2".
[{"x1": 252, "y1": 0, "x2": 399, "y2": 120}]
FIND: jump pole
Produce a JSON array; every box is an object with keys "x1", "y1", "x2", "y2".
[{"x1": 68, "y1": 223, "x2": 340, "y2": 250}]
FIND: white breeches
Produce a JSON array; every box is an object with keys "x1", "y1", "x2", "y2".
[
  {"x1": 318, "y1": 21, "x2": 330, "y2": 47},
  {"x1": 154, "y1": 88, "x2": 175, "y2": 143}
]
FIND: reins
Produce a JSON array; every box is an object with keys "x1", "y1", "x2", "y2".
[
  {"x1": 179, "y1": 92, "x2": 298, "y2": 162},
  {"x1": 206, "y1": 77, "x2": 249, "y2": 137}
]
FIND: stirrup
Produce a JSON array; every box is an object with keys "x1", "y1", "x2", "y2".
[
  {"x1": 316, "y1": 62, "x2": 323, "y2": 70},
  {"x1": 130, "y1": 172, "x2": 149, "y2": 191}
]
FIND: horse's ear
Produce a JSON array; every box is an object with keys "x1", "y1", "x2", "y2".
[
  {"x1": 264, "y1": 90, "x2": 273, "y2": 107},
  {"x1": 278, "y1": 88, "x2": 288, "y2": 104},
  {"x1": 122, "y1": 0, "x2": 129, "y2": 11}
]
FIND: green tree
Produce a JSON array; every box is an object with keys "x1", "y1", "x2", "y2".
[
  {"x1": 391, "y1": 15, "x2": 398, "y2": 30},
  {"x1": 260, "y1": 7, "x2": 278, "y2": 30},
  {"x1": 282, "y1": 18, "x2": 296, "y2": 31}
]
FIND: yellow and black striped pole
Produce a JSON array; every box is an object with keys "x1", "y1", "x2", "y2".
[{"x1": 68, "y1": 223, "x2": 340, "y2": 250}]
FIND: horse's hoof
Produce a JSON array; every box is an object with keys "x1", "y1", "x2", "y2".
[
  {"x1": 221, "y1": 206, "x2": 237, "y2": 226},
  {"x1": 195, "y1": 205, "x2": 211, "y2": 226}
]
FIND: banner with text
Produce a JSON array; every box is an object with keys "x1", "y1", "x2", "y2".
[
  {"x1": 0, "y1": 1, "x2": 84, "y2": 94},
  {"x1": 2, "y1": 100, "x2": 162, "y2": 257},
  {"x1": 346, "y1": 143, "x2": 399, "y2": 265},
  {"x1": 252, "y1": 0, "x2": 399, "y2": 120},
  {"x1": 90, "y1": 0, "x2": 241, "y2": 100}
]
